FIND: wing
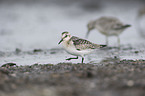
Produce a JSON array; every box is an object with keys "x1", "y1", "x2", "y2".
[
  {"x1": 70, "y1": 36, "x2": 97, "y2": 51},
  {"x1": 97, "y1": 17, "x2": 123, "y2": 31}
]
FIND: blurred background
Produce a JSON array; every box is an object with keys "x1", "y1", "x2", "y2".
[
  {"x1": 0, "y1": 0, "x2": 145, "y2": 51},
  {"x1": 0, "y1": 0, "x2": 145, "y2": 65}
]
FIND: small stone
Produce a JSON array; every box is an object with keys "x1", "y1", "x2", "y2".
[
  {"x1": 89, "y1": 82, "x2": 96, "y2": 88},
  {"x1": 42, "y1": 88, "x2": 57, "y2": 96},
  {"x1": 24, "y1": 72, "x2": 30, "y2": 75},
  {"x1": 15, "y1": 48, "x2": 21, "y2": 53},
  {"x1": 50, "y1": 51, "x2": 56, "y2": 54},
  {"x1": 10, "y1": 73, "x2": 17, "y2": 77},
  {"x1": 134, "y1": 51, "x2": 139, "y2": 54},
  {"x1": 11, "y1": 83, "x2": 17, "y2": 89},
  {"x1": 33, "y1": 49, "x2": 42, "y2": 53},
  {"x1": 114, "y1": 56, "x2": 117, "y2": 59},
  {"x1": 51, "y1": 73, "x2": 60, "y2": 78},
  {"x1": 127, "y1": 80, "x2": 134, "y2": 87}
]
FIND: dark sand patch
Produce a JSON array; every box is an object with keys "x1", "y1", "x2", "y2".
[{"x1": 0, "y1": 59, "x2": 145, "y2": 96}]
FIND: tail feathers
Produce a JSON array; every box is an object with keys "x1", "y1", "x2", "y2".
[
  {"x1": 115, "y1": 24, "x2": 131, "y2": 30},
  {"x1": 94, "y1": 44, "x2": 107, "y2": 48},
  {"x1": 100, "y1": 45, "x2": 107, "y2": 48},
  {"x1": 121, "y1": 24, "x2": 131, "y2": 29}
]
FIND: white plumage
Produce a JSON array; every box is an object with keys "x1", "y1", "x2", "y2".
[{"x1": 58, "y1": 31, "x2": 106, "y2": 63}]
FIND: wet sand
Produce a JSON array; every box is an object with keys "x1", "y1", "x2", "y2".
[{"x1": 0, "y1": 58, "x2": 145, "y2": 96}]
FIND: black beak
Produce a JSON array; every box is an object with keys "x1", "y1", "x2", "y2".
[
  {"x1": 58, "y1": 39, "x2": 63, "y2": 44},
  {"x1": 85, "y1": 30, "x2": 90, "y2": 38}
]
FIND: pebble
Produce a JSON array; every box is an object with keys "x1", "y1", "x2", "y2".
[{"x1": 127, "y1": 80, "x2": 134, "y2": 87}]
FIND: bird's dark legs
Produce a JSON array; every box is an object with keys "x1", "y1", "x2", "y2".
[
  {"x1": 66, "y1": 56, "x2": 84, "y2": 63},
  {"x1": 82, "y1": 57, "x2": 84, "y2": 63},
  {"x1": 66, "y1": 56, "x2": 78, "y2": 61}
]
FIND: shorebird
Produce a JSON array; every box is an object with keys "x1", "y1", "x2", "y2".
[
  {"x1": 136, "y1": 7, "x2": 145, "y2": 38},
  {"x1": 137, "y1": 7, "x2": 145, "y2": 17},
  {"x1": 86, "y1": 16, "x2": 131, "y2": 46},
  {"x1": 58, "y1": 31, "x2": 106, "y2": 63}
]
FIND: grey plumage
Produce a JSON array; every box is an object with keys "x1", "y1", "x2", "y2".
[
  {"x1": 138, "y1": 7, "x2": 145, "y2": 17},
  {"x1": 88, "y1": 16, "x2": 130, "y2": 36},
  {"x1": 96, "y1": 17, "x2": 123, "y2": 32},
  {"x1": 86, "y1": 16, "x2": 131, "y2": 46},
  {"x1": 136, "y1": 7, "x2": 145, "y2": 38}
]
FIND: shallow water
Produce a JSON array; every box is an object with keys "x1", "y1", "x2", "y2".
[{"x1": 0, "y1": 0, "x2": 145, "y2": 66}]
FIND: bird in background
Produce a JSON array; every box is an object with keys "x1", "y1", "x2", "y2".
[
  {"x1": 136, "y1": 6, "x2": 145, "y2": 38},
  {"x1": 86, "y1": 16, "x2": 131, "y2": 47},
  {"x1": 58, "y1": 31, "x2": 106, "y2": 63},
  {"x1": 137, "y1": 6, "x2": 145, "y2": 18}
]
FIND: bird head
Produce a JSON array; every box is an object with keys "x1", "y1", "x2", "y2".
[
  {"x1": 86, "y1": 21, "x2": 95, "y2": 38},
  {"x1": 58, "y1": 31, "x2": 71, "y2": 44}
]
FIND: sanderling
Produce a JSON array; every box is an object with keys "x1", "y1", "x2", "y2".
[
  {"x1": 58, "y1": 31, "x2": 106, "y2": 63},
  {"x1": 86, "y1": 16, "x2": 131, "y2": 46}
]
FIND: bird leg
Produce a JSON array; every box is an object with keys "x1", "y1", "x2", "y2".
[
  {"x1": 81, "y1": 57, "x2": 84, "y2": 63},
  {"x1": 66, "y1": 56, "x2": 78, "y2": 61},
  {"x1": 117, "y1": 36, "x2": 120, "y2": 48},
  {"x1": 106, "y1": 36, "x2": 108, "y2": 45}
]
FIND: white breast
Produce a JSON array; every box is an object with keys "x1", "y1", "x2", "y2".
[{"x1": 62, "y1": 41, "x2": 94, "y2": 57}]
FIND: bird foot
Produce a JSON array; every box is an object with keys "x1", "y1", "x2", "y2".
[{"x1": 66, "y1": 58, "x2": 71, "y2": 61}]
